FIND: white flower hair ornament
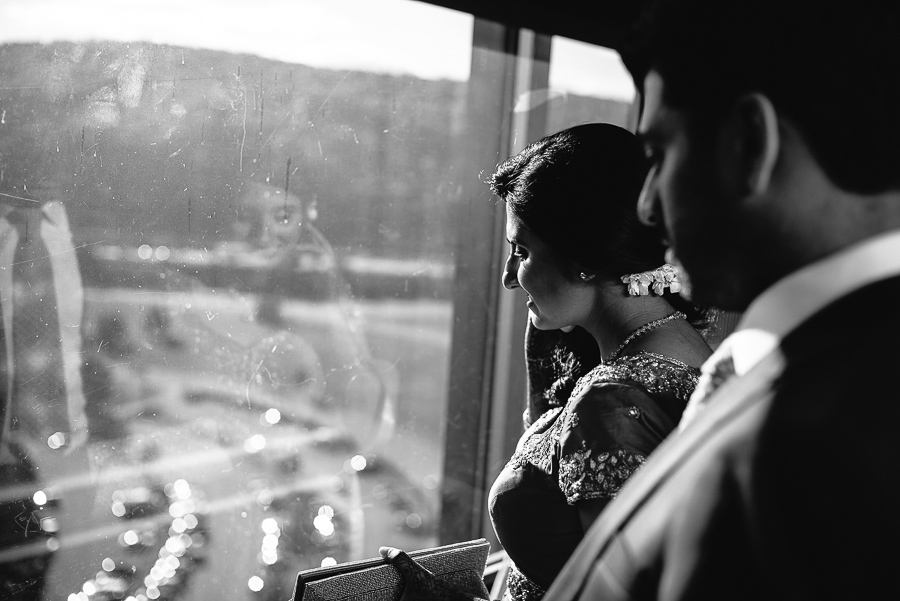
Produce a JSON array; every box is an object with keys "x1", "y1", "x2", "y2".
[{"x1": 621, "y1": 263, "x2": 683, "y2": 296}]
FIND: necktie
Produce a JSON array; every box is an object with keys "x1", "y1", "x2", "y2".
[
  {"x1": 678, "y1": 346, "x2": 736, "y2": 430},
  {"x1": 7, "y1": 208, "x2": 69, "y2": 447}
]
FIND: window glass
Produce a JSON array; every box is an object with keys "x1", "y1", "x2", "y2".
[
  {"x1": 546, "y1": 35, "x2": 637, "y2": 133},
  {"x1": 0, "y1": 2, "x2": 472, "y2": 600}
]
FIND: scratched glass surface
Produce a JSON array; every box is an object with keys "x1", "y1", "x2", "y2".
[
  {"x1": 0, "y1": 3, "x2": 638, "y2": 600},
  {"x1": 0, "y1": 2, "x2": 471, "y2": 599}
]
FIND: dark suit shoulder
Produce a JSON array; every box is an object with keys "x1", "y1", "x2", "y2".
[{"x1": 755, "y1": 275, "x2": 900, "y2": 598}]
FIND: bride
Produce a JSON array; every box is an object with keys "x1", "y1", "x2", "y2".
[{"x1": 382, "y1": 123, "x2": 712, "y2": 600}]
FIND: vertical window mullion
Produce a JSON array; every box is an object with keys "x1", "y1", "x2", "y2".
[
  {"x1": 438, "y1": 18, "x2": 518, "y2": 544},
  {"x1": 481, "y1": 29, "x2": 553, "y2": 544},
  {"x1": 439, "y1": 23, "x2": 553, "y2": 545}
]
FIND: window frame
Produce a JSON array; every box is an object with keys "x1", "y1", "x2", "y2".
[{"x1": 438, "y1": 21, "x2": 558, "y2": 545}]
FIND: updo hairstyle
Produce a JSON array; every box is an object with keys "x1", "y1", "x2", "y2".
[{"x1": 488, "y1": 122, "x2": 706, "y2": 326}]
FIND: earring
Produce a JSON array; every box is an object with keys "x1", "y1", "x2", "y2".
[{"x1": 579, "y1": 272, "x2": 594, "y2": 281}]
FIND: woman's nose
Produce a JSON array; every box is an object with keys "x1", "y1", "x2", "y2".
[
  {"x1": 502, "y1": 255, "x2": 519, "y2": 290},
  {"x1": 637, "y1": 163, "x2": 661, "y2": 226}
]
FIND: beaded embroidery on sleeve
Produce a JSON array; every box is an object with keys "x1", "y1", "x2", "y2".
[{"x1": 506, "y1": 351, "x2": 699, "y2": 503}]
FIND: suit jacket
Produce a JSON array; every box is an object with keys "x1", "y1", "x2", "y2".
[{"x1": 544, "y1": 275, "x2": 900, "y2": 600}]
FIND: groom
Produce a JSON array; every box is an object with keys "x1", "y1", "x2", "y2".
[{"x1": 544, "y1": 1, "x2": 900, "y2": 599}]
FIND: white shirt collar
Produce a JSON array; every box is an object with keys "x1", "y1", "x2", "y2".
[{"x1": 719, "y1": 230, "x2": 900, "y2": 376}]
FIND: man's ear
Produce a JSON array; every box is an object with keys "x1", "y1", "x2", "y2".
[{"x1": 729, "y1": 93, "x2": 780, "y2": 195}]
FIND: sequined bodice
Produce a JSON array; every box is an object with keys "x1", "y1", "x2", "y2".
[
  {"x1": 507, "y1": 351, "x2": 698, "y2": 474},
  {"x1": 491, "y1": 351, "x2": 700, "y2": 601}
]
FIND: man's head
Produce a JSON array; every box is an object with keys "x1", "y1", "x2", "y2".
[{"x1": 624, "y1": 0, "x2": 900, "y2": 310}]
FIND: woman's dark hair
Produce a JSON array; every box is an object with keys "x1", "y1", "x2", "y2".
[{"x1": 489, "y1": 122, "x2": 707, "y2": 326}]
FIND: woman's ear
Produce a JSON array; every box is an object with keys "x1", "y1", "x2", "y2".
[{"x1": 731, "y1": 93, "x2": 781, "y2": 195}]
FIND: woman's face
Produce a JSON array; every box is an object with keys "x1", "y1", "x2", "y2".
[
  {"x1": 262, "y1": 192, "x2": 304, "y2": 247},
  {"x1": 502, "y1": 204, "x2": 597, "y2": 330}
]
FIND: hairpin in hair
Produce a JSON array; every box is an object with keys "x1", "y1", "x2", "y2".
[{"x1": 621, "y1": 263, "x2": 682, "y2": 296}]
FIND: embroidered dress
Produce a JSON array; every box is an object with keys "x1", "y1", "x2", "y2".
[{"x1": 489, "y1": 352, "x2": 699, "y2": 601}]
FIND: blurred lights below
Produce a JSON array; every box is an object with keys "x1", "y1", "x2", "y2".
[
  {"x1": 256, "y1": 489, "x2": 275, "y2": 507},
  {"x1": 321, "y1": 557, "x2": 337, "y2": 567},
  {"x1": 169, "y1": 498, "x2": 197, "y2": 518},
  {"x1": 172, "y1": 479, "x2": 192, "y2": 500},
  {"x1": 244, "y1": 434, "x2": 267, "y2": 453},
  {"x1": 349, "y1": 454, "x2": 367, "y2": 471},
  {"x1": 261, "y1": 517, "x2": 279, "y2": 534},
  {"x1": 41, "y1": 516, "x2": 60, "y2": 533},
  {"x1": 248, "y1": 576, "x2": 265, "y2": 592},
  {"x1": 405, "y1": 513, "x2": 422, "y2": 529},
  {"x1": 259, "y1": 517, "x2": 281, "y2": 565},
  {"x1": 165, "y1": 533, "x2": 192, "y2": 555},
  {"x1": 263, "y1": 408, "x2": 281, "y2": 425},
  {"x1": 105, "y1": 479, "x2": 204, "y2": 601},
  {"x1": 313, "y1": 505, "x2": 335, "y2": 537},
  {"x1": 262, "y1": 549, "x2": 278, "y2": 565}
]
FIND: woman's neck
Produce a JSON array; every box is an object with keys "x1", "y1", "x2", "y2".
[{"x1": 584, "y1": 294, "x2": 678, "y2": 362}]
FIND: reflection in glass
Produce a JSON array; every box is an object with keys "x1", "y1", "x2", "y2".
[{"x1": 0, "y1": 3, "x2": 471, "y2": 597}]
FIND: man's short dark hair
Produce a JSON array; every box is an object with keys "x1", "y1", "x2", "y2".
[{"x1": 622, "y1": 0, "x2": 900, "y2": 194}]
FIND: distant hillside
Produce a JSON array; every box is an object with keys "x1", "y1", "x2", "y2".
[{"x1": 0, "y1": 41, "x2": 631, "y2": 264}]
